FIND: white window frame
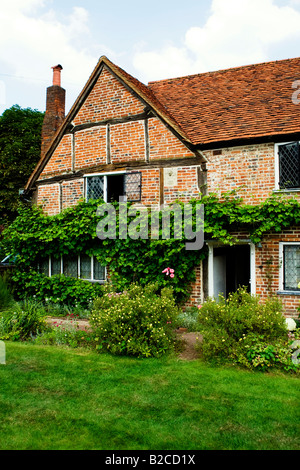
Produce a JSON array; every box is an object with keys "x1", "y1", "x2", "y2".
[
  {"x1": 279, "y1": 242, "x2": 300, "y2": 292},
  {"x1": 274, "y1": 142, "x2": 300, "y2": 192},
  {"x1": 84, "y1": 172, "x2": 126, "y2": 203},
  {"x1": 41, "y1": 254, "x2": 106, "y2": 283}
]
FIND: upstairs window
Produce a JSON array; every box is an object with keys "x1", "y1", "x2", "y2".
[
  {"x1": 277, "y1": 142, "x2": 300, "y2": 189},
  {"x1": 85, "y1": 172, "x2": 142, "y2": 203}
]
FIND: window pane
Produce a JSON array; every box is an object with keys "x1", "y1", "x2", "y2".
[
  {"x1": 63, "y1": 256, "x2": 78, "y2": 278},
  {"x1": 86, "y1": 176, "x2": 104, "y2": 201},
  {"x1": 279, "y1": 142, "x2": 300, "y2": 189},
  {"x1": 80, "y1": 254, "x2": 91, "y2": 279},
  {"x1": 38, "y1": 258, "x2": 49, "y2": 276},
  {"x1": 284, "y1": 245, "x2": 300, "y2": 290},
  {"x1": 93, "y1": 257, "x2": 105, "y2": 281},
  {"x1": 124, "y1": 172, "x2": 142, "y2": 202},
  {"x1": 51, "y1": 257, "x2": 61, "y2": 276}
]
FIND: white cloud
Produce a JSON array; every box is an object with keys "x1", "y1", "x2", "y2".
[
  {"x1": 0, "y1": 1, "x2": 97, "y2": 82},
  {"x1": 0, "y1": 0, "x2": 105, "y2": 112},
  {"x1": 133, "y1": 0, "x2": 300, "y2": 82}
]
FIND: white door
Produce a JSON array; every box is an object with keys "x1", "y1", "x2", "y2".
[{"x1": 213, "y1": 253, "x2": 226, "y2": 299}]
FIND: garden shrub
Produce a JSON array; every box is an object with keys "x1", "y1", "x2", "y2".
[
  {"x1": 176, "y1": 306, "x2": 200, "y2": 331},
  {"x1": 197, "y1": 288, "x2": 298, "y2": 372},
  {"x1": 34, "y1": 317, "x2": 97, "y2": 349},
  {"x1": 90, "y1": 283, "x2": 179, "y2": 357},
  {"x1": 11, "y1": 271, "x2": 103, "y2": 309},
  {"x1": 0, "y1": 299, "x2": 47, "y2": 341}
]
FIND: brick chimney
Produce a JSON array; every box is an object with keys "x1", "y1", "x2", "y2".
[{"x1": 41, "y1": 65, "x2": 65, "y2": 157}]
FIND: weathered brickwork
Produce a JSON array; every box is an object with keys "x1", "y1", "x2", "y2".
[
  {"x1": 204, "y1": 143, "x2": 276, "y2": 204},
  {"x1": 164, "y1": 166, "x2": 200, "y2": 204},
  {"x1": 256, "y1": 228, "x2": 300, "y2": 318},
  {"x1": 40, "y1": 134, "x2": 72, "y2": 179},
  {"x1": 184, "y1": 264, "x2": 203, "y2": 308},
  {"x1": 73, "y1": 67, "x2": 145, "y2": 126},
  {"x1": 148, "y1": 118, "x2": 194, "y2": 160},
  {"x1": 139, "y1": 168, "x2": 160, "y2": 205},
  {"x1": 36, "y1": 184, "x2": 60, "y2": 215},
  {"x1": 61, "y1": 179, "x2": 84, "y2": 211},
  {"x1": 110, "y1": 120, "x2": 145, "y2": 163},
  {"x1": 74, "y1": 127, "x2": 106, "y2": 170}
]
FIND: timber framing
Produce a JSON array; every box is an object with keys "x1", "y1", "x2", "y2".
[
  {"x1": 25, "y1": 56, "x2": 195, "y2": 194},
  {"x1": 34, "y1": 156, "x2": 206, "y2": 188}
]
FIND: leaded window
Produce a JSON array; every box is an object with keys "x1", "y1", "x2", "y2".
[
  {"x1": 80, "y1": 254, "x2": 91, "y2": 279},
  {"x1": 51, "y1": 257, "x2": 61, "y2": 276},
  {"x1": 125, "y1": 172, "x2": 142, "y2": 202},
  {"x1": 278, "y1": 142, "x2": 300, "y2": 189},
  {"x1": 86, "y1": 175, "x2": 105, "y2": 201},
  {"x1": 283, "y1": 245, "x2": 300, "y2": 290},
  {"x1": 38, "y1": 257, "x2": 49, "y2": 276},
  {"x1": 85, "y1": 172, "x2": 142, "y2": 203},
  {"x1": 94, "y1": 257, "x2": 106, "y2": 281},
  {"x1": 63, "y1": 255, "x2": 78, "y2": 278}
]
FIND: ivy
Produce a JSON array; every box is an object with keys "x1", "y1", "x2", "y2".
[{"x1": 2, "y1": 191, "x2": 300, "y2": 306}]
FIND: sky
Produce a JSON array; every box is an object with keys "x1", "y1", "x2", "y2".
[{"x1": 1, "y1": 0, "x2": 300, "y2": 115}]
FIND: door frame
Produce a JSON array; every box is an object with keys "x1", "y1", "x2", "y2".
[{"x1": 207, "y1": 241, "x2": 256, "y2": 298}]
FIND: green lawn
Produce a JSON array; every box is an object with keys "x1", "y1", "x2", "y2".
[{"x1": 0, "y1": 342, "x2": 299, "y2": 450}]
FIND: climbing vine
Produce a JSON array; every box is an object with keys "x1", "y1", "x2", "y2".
[{"x1": 2, "y1": 191, "x2": 300, "y2": 306}]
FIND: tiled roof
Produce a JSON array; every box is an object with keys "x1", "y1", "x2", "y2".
[{"x1": 148, "y1": 57, "x2": 300, "y2": 146}]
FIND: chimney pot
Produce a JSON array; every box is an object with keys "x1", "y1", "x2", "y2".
[
  {"x1": 41, "y1": 64, "x2": 65, "y2": 157},
  {"x1": 52, "y1": 64, "x2": 63, "y2": 87}
]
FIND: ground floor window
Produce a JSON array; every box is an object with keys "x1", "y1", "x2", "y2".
[
  {"x1": 38, "y1": 254, "x2": 106, "y2": 283},
  {"x1": 280, "y1": 243, "x2": 300, "y2": 291}
]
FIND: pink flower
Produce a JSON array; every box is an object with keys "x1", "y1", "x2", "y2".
[
  {"x1": 197, "y1": 305, "x2": 202, "y2": 309},
  {"x1": 162, "y1": 267, "x2": 175, "y2": 277}
]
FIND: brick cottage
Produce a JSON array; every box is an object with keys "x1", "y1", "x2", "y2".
[{"x1": 24, "y1": 56, "x2": 300, "y2": 317}]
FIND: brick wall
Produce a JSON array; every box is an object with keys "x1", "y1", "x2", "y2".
[
  {"x1": 40, "y1": 134, "x2": 72, "y2": 179},
  {"x1": 74, "y1": 127, "x2": 106, "y2": 170},
  {"x1": 73, "y1": 67, "x2": 145, "y2": 126},
  {"x1": 148, "y1": 118, "x2": 194, "y2": 160},
  {"x1": 204, "y1": 143, "x2": 276, "y2": 204},
  {"x1": 61, "y1": 179, "x2": 84, "y2": 210},
  {"x1": 256, "y1": 228, "x2": 300, "y2": 318},
  {"x1": 36, "y1": 184, "x2": 60, "y2": 215},
  {"x1": 111, "y1": 120, "x2": 145, "y2": 163}
]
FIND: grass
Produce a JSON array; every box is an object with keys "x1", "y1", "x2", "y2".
[{"x1": 0, "y1": 342, "x2": 299, "y2": 450}]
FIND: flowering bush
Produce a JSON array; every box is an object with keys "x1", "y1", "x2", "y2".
[
  {"x1": 197, "y1": 287, "x2": 299, "y2": 372},
  {"x1": 90, "y1": 283, "x2": 179, "y2": 357}
]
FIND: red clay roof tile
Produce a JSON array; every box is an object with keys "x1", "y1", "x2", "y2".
[{"x1": 148, "y1": 57, "x2": 300, "y2": 146}]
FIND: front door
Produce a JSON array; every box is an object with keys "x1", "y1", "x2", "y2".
[{"x1": 209, "y1": 244, "x2": 254, "y2": 299}]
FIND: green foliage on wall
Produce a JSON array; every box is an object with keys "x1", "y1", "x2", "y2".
[{"x1": 2, "y1": 191, "x2": 300, "y2": 306}]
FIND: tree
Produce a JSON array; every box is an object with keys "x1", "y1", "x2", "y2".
[{"x1": 0, "y1": 105, "x2": 44, "y2": 227}]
